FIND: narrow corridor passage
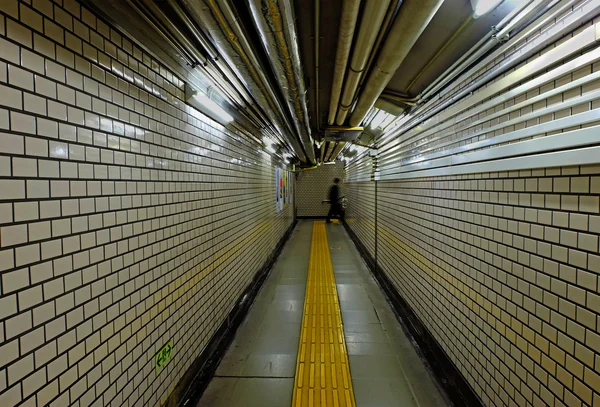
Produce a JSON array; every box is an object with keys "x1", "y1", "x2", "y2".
[{"x1": 197, "y1": 221, "x2": 449, "y2": 407}]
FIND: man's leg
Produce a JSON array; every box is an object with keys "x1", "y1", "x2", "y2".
[{"x1": 326, "y1": 204, "x2": 334, "y2": 223}]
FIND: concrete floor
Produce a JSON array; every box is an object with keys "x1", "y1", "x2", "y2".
[{"x1": 197, "y1": 221, "x2": 450, "y2": 407}]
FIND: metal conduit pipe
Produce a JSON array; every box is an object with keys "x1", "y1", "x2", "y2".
[
  {"x1": 203, "y1": 62, "x2": 275, "y2": 131},
  {"x1": 327, "y1": 0, "x2": 361, "y2": 125},
  {"x1": 315, "y1": 0, "x2": 321, "y2": 129},
  {"x1": 408, "y1": 0, "x2": 574, "y2": 134},
  {"x1": 323, "y1": 142, "x2": 335, "y2": 162},
  {"x1": 167, "y1": 0, "x2": 219, "y2": 61},
  {"x1": 210, "y1": 0, "x2": 300, "y2": 146},
  {"x1": 138, "y1": 0, "x2": 207, "y2": 65},
  {"x1": 156, "y1": 0, "x2": 285, "y2": 139},
  {"x1": 103, "y1": 0, "x2": 266, "y2": 136},
  {"x1": 419, "y1": 0, "x2": 543, "y2": 101},
  {"x1": 167, "y1": 0, "x2": 276, "y2": 129},
  {"x1": 139, "y1": 0, "x2": 245, "y2": 111},
  {"x1": 377, "y1": 0, "x2": 577, "y2": 148},
  {"x1": 329, "y1": 141, "x2": 346, "y2": 161},
  {"x1": 181, "y1": 0, "x2": 309, "y2": 162},
  {"x1": 319, "y1": 142, "x2": 326, "y2": 162},
  {"x1": 357, "y1": 0, "x2": 401, "y2": 92},
  {"x1": 247, "y1": 0, "x2": 315, "y2": 163},
  {"x1": 124, "y1": 0, "x2": 198, "y2": 66},
  {"x1": 212, "y1": 0, "x2": 315, "y2": 162},
  {"x1": 335, "y1": 0, "x2": 391, "y2": 125},
  {"x1": 348, "y1": 0, "x2": 444, "y2": 127}
]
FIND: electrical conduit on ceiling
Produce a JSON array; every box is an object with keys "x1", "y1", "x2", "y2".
[
  {"x1": 131, "y1": 0, "x2": 258, "y2": 128},
  {"x1": 124, "y1": 0, "x2": 201, "y2": 66},
  {"x1": 248, "y1": 0, "x2": 316, "y2": 164},
  {"x1": 335, "y1": 0, "x2": 391, "y2": 125},
  {"x1": 329, "y1": 141, "x2": 346, "y2": 161},
  {"x1": 356, "y1": 0, "x2": 401, "y2": 98},
  {"x1": 180, "y1": 0, "x2": 309, "y2": 162},
  {"x1": 348, "y1": 0, "x2": 444, "y2": 127},
  {"x1": 419, "y1": 0, "x2": 544, "y2": 102},
  {"x1": 166, "y1": 0, "x2": 271, "y2": 129},
  {"x1": 327, "y1": 0, "x2": 361, "y2": 125},
  {"x1": 377, "y1": 0, "x2": 592, "y2": 149}
]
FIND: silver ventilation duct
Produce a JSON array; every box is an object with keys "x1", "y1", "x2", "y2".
[
  {"x1": 327, "y1": 0, "x2": 361, "y2": 125},
  {"x1": 349, "y1": 0, "x2": 444, "y2": 127},
  {"x1": 167, "y1": 0, "x2": 270, "y2": 130},
  {"x1": 328, "y1": 141, "x2": 346, "y2": 162},
  {"x1": 335, "y1": 0, "x2": 391, "y2": 125},
  {"x1": 180, "y1": 0, "x2": 311, "y2": 163},
  {"x1": 247, "y1": 0, "x2": 315, "y2": 164}
]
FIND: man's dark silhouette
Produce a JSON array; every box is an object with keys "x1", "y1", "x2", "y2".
[{"x1": 326, "y1": 178, "x2": 344, "y2": 223}]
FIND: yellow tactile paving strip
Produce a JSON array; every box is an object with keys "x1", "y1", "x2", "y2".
[{"x1": 292, "y1": 221, "x2": 356, "y2": 407}]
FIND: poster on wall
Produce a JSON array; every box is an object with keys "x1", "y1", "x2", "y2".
[
  {"x1": 276, "y1": 167, "x2": 292, "y2": 212},
  {"x1": 287, "y1": 170, "x2": 292, "y2": 205},
  {"x1": 280, "y1": 169, "x2": 284, "y2": 210},
  {"x1": 282, "y1": 169, "x2": 287, "y2": 207},
  {"x1": 275, "y1": 168, "x2": 281, "y2": 212}
]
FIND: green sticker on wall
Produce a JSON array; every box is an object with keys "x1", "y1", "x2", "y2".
[{"x1": 155, "y1": 340, "x2": 173, "y2": 372}]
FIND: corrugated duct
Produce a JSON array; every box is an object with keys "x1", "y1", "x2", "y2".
[
  {"x1": 247, "y1": 0, "x2": 316, "y2": 163},
  {"x1": 180, "y1": 0, "x2": 311, "y2": 162}
]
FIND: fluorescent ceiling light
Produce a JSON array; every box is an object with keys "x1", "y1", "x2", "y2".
[
  {"x1": 472, "y1": 0, "x2": 504, "y2": 18},
  {"x1": 193, "y1": 93, "x2": 233, "y2": 123}
]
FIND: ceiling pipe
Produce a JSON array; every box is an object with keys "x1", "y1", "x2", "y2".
[
  {"x1": 315, "y1": 0, "x2": 321, "y2": 130},
  {"x1": 210, "y1": 0, "x2": 308, "y2": 155},
  {"x1": 319, "y1": 142, "x2": 327, "y2": 162},
  {"x1": 166, "y1": 0, "x2": 271, "y2": 126},
  {"x1": 335, "y1": 0, "x2": 391, "y2": 125},
  {"x1": 348, "y1": 0, "x2": 444, "y2": 127},
  {"x1": 357, "y1": 0, "x2": 401, "y2": 94},
  {"x1": 329, "y1": 141, "x2": 346, "y2": 161},
  {"x1": 124, "y1": 0, "x2": 198, "y2": 66},
  {"x1": 167, "y1": 0, "x2": 219, "y2": 61},
  {"x1": 419, "y1": 0, "x2": 541, "y2": 102},
  {"x1": 376, "y1": 0, "x2": 568, "y2": 148},
  {"x1": 132, "y1": 0, "x2": 257, "y2": 120},
  {"x1": 323, "y1": 142, "x2": 335, "y2": 162},
  {"x1": 180, "y1": 0, "x2": 309, "y2": 162},
  {"x1": 327, "y1": 0, "x2": 361, "y2": 125},
  {"x1": 247, "y1": 0, "x2": 316, "y2": 163},
  {"x1": 138, "y1": 0, "x2": 207, "y2": 65},
  {"x1": 124, "y1": 0, "x2": 271, "y2": 134}
]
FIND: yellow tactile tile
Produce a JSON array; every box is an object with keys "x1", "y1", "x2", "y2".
[{"x1": 292, "y1": 221, "x2": 356, "y2": 407}]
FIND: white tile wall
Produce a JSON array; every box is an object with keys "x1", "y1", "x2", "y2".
[
  {"x1": 296, "y1": 162, "x2": 345, "y2": 217},
  {"x1": 347, "y1": 2, "x2": 600, "y2": 407},
  {"x1": 345, "y1": 154, "x2": 376, "y2": 257},
  {"x1": 0, "y1": 1, "x2": 294, "y2": 406}
]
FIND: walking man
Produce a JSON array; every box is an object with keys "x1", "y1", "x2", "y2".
[{"x1": 325, "y1": 178, "x2": 344, "y2": 223}]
